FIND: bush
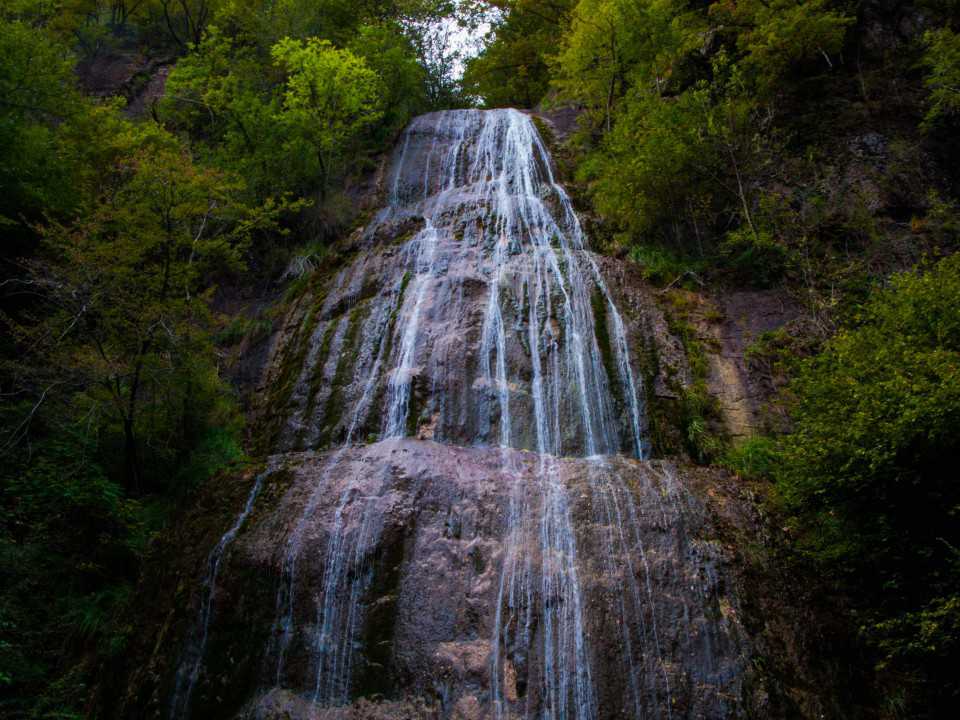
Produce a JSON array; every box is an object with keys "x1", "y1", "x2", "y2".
[
  {"x1": 719, "y1": 226, "x2": 787, "y2": 288},
  {"x1": 721, "y1": 436, "x2": 779, "y2": 480},
  {"x1": 629, "y1": 244, "x2": 706, "y2": 286},
  {"x1": 776, "y1": 254, "x2": 960, "y2": 713},
  {"x1": 922, "y1": 27, "x2": 960, "y2": 131}
]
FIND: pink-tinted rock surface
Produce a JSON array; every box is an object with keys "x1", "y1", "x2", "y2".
[{"x1": 110, "y1": 110, "x2": 835, "y2": 720}]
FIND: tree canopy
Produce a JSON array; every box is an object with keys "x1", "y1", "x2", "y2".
[
  {"x1": 0, "y1": 1, "x2": 461, "y2": 714},
  {"x1": 776, "y1": 255, "x2": 960, "y2": 707}
]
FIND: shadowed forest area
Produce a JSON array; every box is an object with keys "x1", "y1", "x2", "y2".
[{"x1": 1, "y1": 1, "x2": 959, "y2": 718}]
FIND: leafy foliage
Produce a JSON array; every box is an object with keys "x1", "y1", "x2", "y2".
[
  {"x1": 158, "y1": 6, "x2": 436, "y2": 236},
  {"x1": 0, "y1": 1, "x2": 449, "y2": 715},
  {"x1": 709, "y1": 0, "x2": 851, "y2": 95},
  {"x1": 19, "y1": 128, "x2": 281, "y2": 488},
  {"x1": 0, "y1": 15, "x2": 82, "y2": 239},
  {"x1": 720, "y1": 436, "x2": 778, "y2": 481},
  {"x1": 921, "y1": 27, "x2": 960, "y2": 131},
  {"x1": 776, "y1": 255, "x2": 960, "y2": 712},
  {"x1": 462, "y1": 0, "x2": 574, "y2": 107},
  {"x1": 577, "y1": 84, "x2": 718, "y2": 242},
  {"x1": 349, "y1": 23, "x2": 429, "y2": 140},
  {"x1": 271, "y1": 37, "x2": 384, "y2": 191},
  {"x1": 552, "y1": 0, "x2": 701, "y2": 129}
]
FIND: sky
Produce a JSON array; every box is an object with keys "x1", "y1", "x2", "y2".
[{"x1": 422, "y1": 3, "x2": 499, "y2": 79}]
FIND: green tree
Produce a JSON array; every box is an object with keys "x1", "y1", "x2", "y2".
[
  {"x1": 0, "y1": 14, "x2": 82, "y2": 239},
  {"x1": 921, "y1": 26, "x2": 960, "y2": 131},
  {"x1": 463, "y1": 0, "x2": 574, "y2": 108},
  {"x1": 159, "y1": 26, "x2": 293, "y2": 198},
  {"x1": 157, "y1": 0, "x2": 223, "y2": 48},
  {"x1": 578, "y1": 84, "x2": 718, "y2": 244},
  {"x1": 552, "y1": 0, "x2": 698, "y2": 129},
  {"x1": 777, "y1": 255, "x2": 960, "y2": 712},
  {"x1": 271, "y1": 36, "x2": 384, "y2": 195},
  {"x1": 349, "y1": 23, "x2": 429, "y2": 138},
  {"x1": 162, "y1": 27, "x2": 396, "y2": 201},
  {"x1": 709, "y1": 0, "x2": 851, "y2": 95},
  {"x1": 8, "y1": 122, "x2": 280, "y2": 491}
]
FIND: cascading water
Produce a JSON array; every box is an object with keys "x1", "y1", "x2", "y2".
[
  {"x1": 168, "y1": 469, "x2": 267, "y2": 719},
  {"x1": 162, "y1": 109, "x2": 750, "y2": 720}
]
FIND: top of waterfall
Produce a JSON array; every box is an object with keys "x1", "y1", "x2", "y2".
[
  {"x1": 388, "y1": 108, "x2": 558, "y2": 212},
  {"x1": 372, "y1": 105, "x2": 649, "y2": 459}
]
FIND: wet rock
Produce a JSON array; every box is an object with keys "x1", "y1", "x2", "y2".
[
  {"x1": 255, "y1": 110, "x2": 653, "y2": 458},
  {"x1": 242, "y1": 688, "x2": 436, "y2": 719},
  {"x1": 157, "y1": 440, "x2": 751, "y2": 719},
  {"x1": 112, "y1": 110, "x2": 842, "y2": 720},
  {"x1": 449, "y1": 694, "x2": 481, "y2": 720}
]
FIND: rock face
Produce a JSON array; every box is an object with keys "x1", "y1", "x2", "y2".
[
  {"x1": 125, "y1": 110, "x2": 822, "y2": 720},
  {"x1": 678, "y1": 290, "x2": 801, "y2": 439},
  {"x1": 254, "y1": 110, "x2": 660, "y2": 461},
  {"x1": 177, "y1": 442, "x2": 748, "y2": 720},
  {"x1": 76, "y1": 47, "x2": 171, "y2": 116}
]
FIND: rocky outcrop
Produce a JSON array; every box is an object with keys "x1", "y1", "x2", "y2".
[
  {"x1": 106, "y1": 109, "x2": 845, "y2": 720},
  {"x1": 685, "y1": 291, "x2": 800, "y2": 439},
  {"x1": 110, "y1": 446, "x2": 842, "y2": 720},
  {"x1": 120, "y1": 441, "x2": 754, "y2": 719},
  {"x1": 76, "y1": 47, "x2": 172, "y2": 117}
]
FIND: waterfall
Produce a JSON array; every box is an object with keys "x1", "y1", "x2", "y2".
[
  {"x1": 374, "y1": 109, "x2": 645, "y2": 456},
  {"x1": 384, "y1": 220, "x2": 440, "y2": 438},
  {"x1": 303, "y1": 108, "x2": 649, "y2": 712},
  {"x1": 168, "y1": 109, "x2": 747, "y2": 720},
  {"x1": 377, "y1": 109, "x2": 641, "y2": 719}
]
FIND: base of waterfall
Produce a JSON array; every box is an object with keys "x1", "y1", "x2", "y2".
[
  {"x1": 125, "y1": 439, "x2": 777, "y2": 720},
  {"x1": 241, "y1": 687, "x2": 435, "y2": 719}
]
